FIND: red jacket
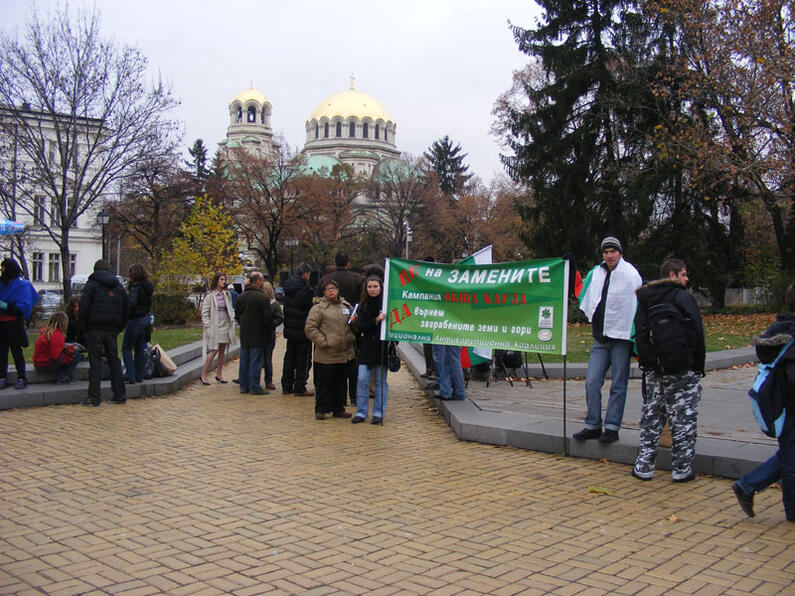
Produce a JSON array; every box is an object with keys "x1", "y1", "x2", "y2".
[{"x1": 33, "y1": 329, "x2": 73, "y2": 368}]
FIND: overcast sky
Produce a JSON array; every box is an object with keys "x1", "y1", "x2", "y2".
[{"x1": 3, "y1": 0, "x2": 542, "y2": 183}]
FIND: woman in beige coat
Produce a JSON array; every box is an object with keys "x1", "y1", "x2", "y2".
[
  {"x1": 305, "y1": 279, "x2": 355, "y2": 420},
  {"x1": 200, "y1": 272, "x2": 236, "y2": 384}
]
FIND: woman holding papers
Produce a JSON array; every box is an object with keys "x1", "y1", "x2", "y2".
[{"x1": 349, "y1": 276, "x2": 388, "y2": 424}]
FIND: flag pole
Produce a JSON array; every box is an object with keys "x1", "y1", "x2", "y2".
[{"x1": 563, "y1": 355, "x2": 569, "y2": 456}]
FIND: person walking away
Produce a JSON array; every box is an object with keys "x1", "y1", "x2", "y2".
[
  {"x1": 0, "y1": 258, "x2": 39, "y2": 390},
  {"x1": 33, "y1": 312, "x2": 82, "y2": 383},
  {"x1": 733, "y1": 283, "x2": 795, "y2": 521},
  {"x1": 122, "y1": 264, "x2": 154, "y2": 384},
  {"x1": 632, "y1": 259, "x2": 705, "y2": 482},
  {"x1": 573, "y1": 236, "x2": 642, "y2": 443},
  {"x1": 78, "y1": 259, "x2": 129, "y2": 406},
  {"x1": 281, "y1": 263, "x2": 315, "y2": 396},
  {"x1": 305, "y1": 279, "x2": 355, "y2": 420},
  {"x1": 320, "y1": 252, "x2": 364, "y2": 405},
  {"x1": 350, "y1": 276, "x2": 389, "y2": 424},
  {"x1": 200, "y1": 273, "x2": 236, "y2": 385},
  {"x1": 261, "y1": 280, "x2": 283, "y2": 390},
  {"x1": 234, "y1": 271, "x2": 274, "y2": 395}
]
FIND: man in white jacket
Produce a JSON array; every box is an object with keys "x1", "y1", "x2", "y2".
[{"x1": 574, "y1": 236, "x2": 642, "y2": 443}]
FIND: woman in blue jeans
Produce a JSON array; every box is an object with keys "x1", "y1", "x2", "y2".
[
  {"x1": 350, "y1": 276, "x2": 388, "y2": 424},
  {"x1": 122, "y1": 264, "x2": 154, "y2": 384}
]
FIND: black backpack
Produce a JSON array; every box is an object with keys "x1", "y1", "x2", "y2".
[{"x1": 638, "y1": 296, "x2": 695, "y2": 374}]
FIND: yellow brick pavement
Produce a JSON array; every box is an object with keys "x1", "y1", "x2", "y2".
[{"x1": 1, "y1": 341, "x2": 794, "y2": 595}]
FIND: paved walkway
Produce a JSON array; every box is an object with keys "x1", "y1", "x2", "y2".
[{"x1": 1, "y1": 341, "x2": 794, "y2": 594}]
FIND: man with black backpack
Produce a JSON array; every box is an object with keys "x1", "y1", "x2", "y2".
[
  {"x1": 632, "y1": 259, "x2": 705, "y2": 482},
  {"x1": 732, "y1": 283, "x2": 795, "y2": 521}
]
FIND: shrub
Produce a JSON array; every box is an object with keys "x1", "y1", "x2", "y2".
[{"x1": 152, "y1": 292, "x2": 195, "y2": 325}]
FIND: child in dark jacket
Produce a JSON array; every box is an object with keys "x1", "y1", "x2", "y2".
[{"x1": 34, "y1": 312, "x2": 82, "y2": 383}]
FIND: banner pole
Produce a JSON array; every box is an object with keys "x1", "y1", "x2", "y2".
[{"x1": 563, "y1": 356, "x2": 569, "y2": 456}]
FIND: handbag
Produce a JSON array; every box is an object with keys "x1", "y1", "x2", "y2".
[
  {"x1": 387, "y1": 341, "x2": 401, "y2": 372},
  {"x1": 151, "y1": 343, "x2": 177, "y2": 375}
]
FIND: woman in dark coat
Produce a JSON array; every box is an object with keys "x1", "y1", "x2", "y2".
[
  {"x1": 350, "y1": 275, "x2": 389, "y2": 424},
  {"x1": 0, "y1": 258, "x2": 39, "y2": 389},
  {"x1": 122, "y1": 264, "x2": 154, "y2": 384}
]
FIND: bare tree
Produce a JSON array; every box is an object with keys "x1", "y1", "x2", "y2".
[
  {"x1": 368, "y1": 155, "x2": 433, "y2": 258},
  {"x1": 0, "y1": 5, "x2": 180, "y2": 297}
]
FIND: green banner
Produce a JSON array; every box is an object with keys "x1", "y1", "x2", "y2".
[{"x1": 382, "y1": 257, "x2": 569, "y2": 355}]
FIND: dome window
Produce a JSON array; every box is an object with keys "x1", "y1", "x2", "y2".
[
  {"x1": 247, "y1": 106, "x2": 256, "y2": 122},
  {"x1": 349, "y1": 122, "x2": 355, "y2": 137},
  {"x1": 363, "y1": 123, "x2": 368, "y2": 139},
  {"x1": 315, "y1": 123, "x2": 319, "y2": 139},
  {"x1": 384, "y1": 128, "x2": 388, "y2": 142},
  {"x1": 336, "y1": 122, "x2": 342, "y2": 137},
  {"x1": 261, "y1": 108, "x2": 266, "y2": 124},
  {"x1": 375, "y1": 124, "x2": 379, "y2": 140},
  {"x1": 236, "y1": 107, "x2": 243, "y2": 123},
  {"x1": 324, "y1": 122, "x2": 329, "y2": 138}
]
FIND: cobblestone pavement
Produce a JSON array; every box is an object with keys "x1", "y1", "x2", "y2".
[{"x1": 1, "y1": 343, "x2": 794, "y2": 595}]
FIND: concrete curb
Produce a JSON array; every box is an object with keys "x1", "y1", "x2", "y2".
[
  {"x1": 0, "y1": 341, "x2": 239, "y2": 410},
  {"x1": 398, "y1": 342, "x2": 767, "y2": 480}
]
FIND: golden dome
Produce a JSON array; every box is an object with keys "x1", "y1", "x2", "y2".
[
  {"x1": 310, "y1": 88, "x2": 392, "y2": 122},
  {"x1": 232, "y1": 85, "x2": 268, "y2": 106}
]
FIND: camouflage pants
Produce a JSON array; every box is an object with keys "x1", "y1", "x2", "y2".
[{"x1": 633, "y1": 370, "x2": 702, "y2": 480}]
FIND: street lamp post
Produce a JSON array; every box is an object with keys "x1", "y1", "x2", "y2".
[
  {"x1": 284, "y1": 239, "x2": 299, "y2": 275},
  {"x1": 96, "y1": 207, "x2": 110, "y2": 261}
]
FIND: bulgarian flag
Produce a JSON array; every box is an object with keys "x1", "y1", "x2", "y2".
[{"x1": 457, "y1": 246, "x2": 492, "y2": 369}]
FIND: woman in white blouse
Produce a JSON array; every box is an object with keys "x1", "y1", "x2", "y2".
[{"x1": 200, "y1": 273, "x2": 236, "y2": 385}]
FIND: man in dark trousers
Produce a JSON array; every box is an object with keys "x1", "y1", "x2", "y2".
[
  {"x1": 281, "y1": 263, "x2": 315, "y2": 396},
  {"x1": 78, "y1": 259, "x2": 129, "y2": 406},
  {"x1": 632, "y1": 259, "x2": 705, "y2": 482},
  {"x1": 733, "y1": 283, "x2": 795, "y2": 521},
  {"x1": 320, "y1": 252, "x2": 364, "y2": 405},
  {"x1": 234, "y1": 271, "x2": 273, "y2": 395}
]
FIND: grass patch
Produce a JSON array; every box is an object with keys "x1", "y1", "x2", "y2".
[{"x1": 20, "y1": 325, "x2": 203, "y2": 363}]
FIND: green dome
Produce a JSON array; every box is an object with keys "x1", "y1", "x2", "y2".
[
  {"x1": 372, "y1": 157, "x2": 416, "y2": 183},
  {"x1": 301, "y1": 154, "x2": 343, "y2": 177},
  {"x1": 338, "y1": 149, "x2": 380, "y2": 160}
]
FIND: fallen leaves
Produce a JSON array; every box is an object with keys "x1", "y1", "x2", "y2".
[{"x1": 588, "y1": 486, "x2": 612, "y2": 495}]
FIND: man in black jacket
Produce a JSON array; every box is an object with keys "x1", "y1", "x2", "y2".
[
  {"x1": 281, "y1": 263, "x2": 315, "y2": 396},
  {"x1": 78, "y1": 260, "x2": 129, "y2": 406},
  {"x1": 234, "y1": 271, "x2": 273, "y2": 395},
  {"x1": 631, "y1": 259, "x2": 705, "y2": 482}
]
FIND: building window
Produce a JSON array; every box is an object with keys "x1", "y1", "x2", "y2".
[
  {"x1": 48, "y1": 253, "x2": 60, "y2": 282},
  {"x1": 48, "y1": 140, "x2": 57, "y2": 165},
  {"x1": 50, "y1": 198, "x2": 61, "y2": 226},
  {"x1": 261, "y1": 108, "x2": 266, "y2": 124},
  {"x1": 33, "y1": 195, "x2": 45, "y2": 226},
  {"x1": 363, "y1": 123, "x2": 368, "y2": 138},
  {"x1": 324, "y1": 122, "x2": 329, "y2": 138},
  {"x1": 336, "y1": 122, "x2": 342, "y2": 137},
  {"x1": 236, "y1": 107, "x2": 242, "y2": 123},
  {"x1": 70, "y1": 254, "x2": 76, "y2": 278},
  {"x1": 32, "y1": 253, "x2": 43, "y2": 282},
  {"x1": 247, "y1": 106, "x2": 256, "y2": 122},
  {"x1": 349, "y1": 122, "x2": 355, "y2": 137},
  {"x1": 375, "y1": 124, "x2": 380, "y2": 140},
  {"x1": 315, "y1": 123, "x2": 319, "y2": 139},
  {"x1": 384, "y1": 128, "x2": 388, "y2": 142}
]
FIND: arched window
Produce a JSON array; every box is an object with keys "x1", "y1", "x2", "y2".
[
  {"x1": 384, "y1": 128, "x2": 388, "y2": 142},
  {"x1": 315, "y1": 123, "x2": 319, "y2": 139},
  {"x1": 324, "y1": 122, "x2": 329, "y2": 138},
  {"x1": 261, "y1": 108, "x2": 266, "y2": 124},
  {"x1": 363, "y1": 123, "x2": 368, "y2": 139},
  {"x1": 336, "y1": 122, "x2": 342, "y2": 137},
  {"x1": 247, "y1": 106, "x2": 256, "y2": 122},
  {"x1": 349, "y1": 122, "x2": 356, "y2": 137},
  {"x1": 375, "y1": 124, "x2": 380, "y2": 140},
  {"x1": 236, "y1": 107, "x2": 242, "y2": 123}
]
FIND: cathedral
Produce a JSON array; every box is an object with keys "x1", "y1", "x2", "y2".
[{"x1": 218, "y1": 79, "x2": 402, "y2": 179}]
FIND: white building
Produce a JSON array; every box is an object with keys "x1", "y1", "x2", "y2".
[{"x1": 0, "y1": 105, "x2": 105, "y2": 294}]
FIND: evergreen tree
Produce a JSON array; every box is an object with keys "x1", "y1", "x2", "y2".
[
  {"x1": 496, "y1": 1, "x2": 658, "y2": 264},
  {"x1": 424, "y1": 136, "x2": 472, "y2": 196},
  {"x1": 187, "y1": 139, "x2": 210, "y2": 181}
]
